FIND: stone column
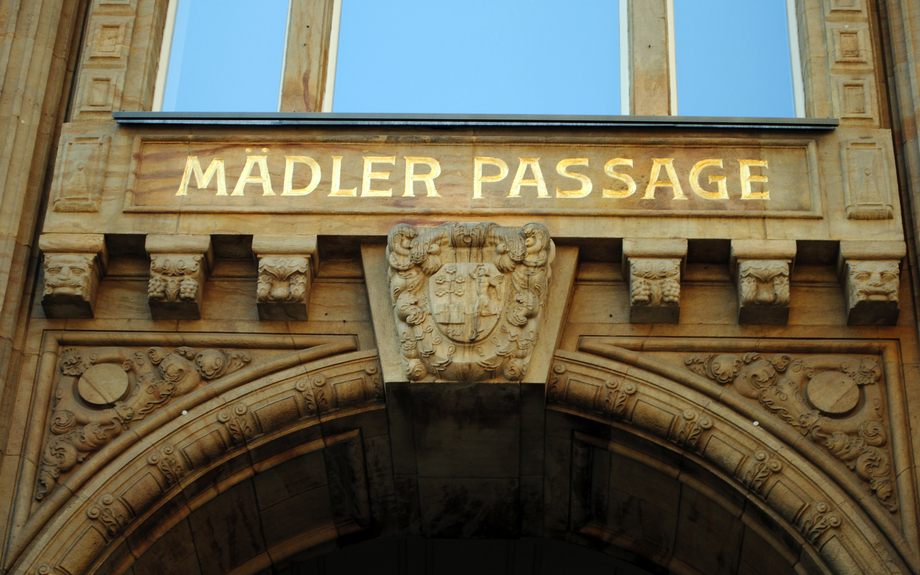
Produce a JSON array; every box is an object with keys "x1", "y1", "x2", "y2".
[
  {"x1": 838, "y1": 241, "x2": 907, "y2": 326},
  {"x1": 623, "y1": 238, "x2": 687, "y2": 324},
  {"x1": 731, "y1": 240, "x2": 796, "y2": 325},
  {"x1": 145, "y1": 235, "x2": 213, "y2": 320},
  {"x1": 38, "y1": 234, "x2": 108, "y2": 319},
  {"x1": 252, "y1": 235, "x2": 318, "y2": 321}
]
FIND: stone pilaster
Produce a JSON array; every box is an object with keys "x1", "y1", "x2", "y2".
[
  {"x1": 145, "y1": 235, "x2": 213, "y2": 320},
  {"x1": 838, "y1": 241, "x2": 906, "y2": 325},
  {"x1": 731, "y1": 240, "x2": 796, "y2": 325},
  {"x1": 38, "y1": 234, "x2": 108, "y2": 319},
  {"x1": 252, "y1": 235, "x2": 318, "y2": 321},
  {"x1": 623, "y1": 239, "x2": 687, "y2": 324}
]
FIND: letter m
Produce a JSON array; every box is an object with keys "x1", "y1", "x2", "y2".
[{"x1": 176, "y1": 156, "x2": 227, "y2": 196}]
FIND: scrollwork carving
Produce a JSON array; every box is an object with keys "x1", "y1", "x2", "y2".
[
  {"x1": 672, "y1": 409, "x2": 713, "y2": 451},
  {"x1": 799, "y1": 501, "x2": 842, "y2": 544},
  {"x1": 217, "y1": 403, "x2": 255, "y2": 444},
  {"x1": 35, "y1": 346, "x2": 250, "y2": 501},
  {"x1": 742, "y1": 450, "x2": 783, "y2": 496},
  {"x1": 146, "y1": 444, "x2": 186, "y2": 486},
  {"x1": 685, "y1": 352, "x2": 897, "y2": 512},
  {"x1": 86, "y1": 493, "x2": 129, "y2": 538},
  {"x1": 296, "y1": 374, "x2": 328, "y2": 416},
  {"x1": 386, "y1": 222, "x2": 554, "y2": 383}
]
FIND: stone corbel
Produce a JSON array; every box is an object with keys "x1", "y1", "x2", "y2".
[
  {"x1": 837, "y1": 240, "x2": 906, "y2": 326},
  {"x1": 252, "y1": 235, "x2": 318, "y2": 321},
  {"x1": 39, "y1": 234, "x2": 108, "y2": 319},
  {"x1": 145, "y1": 235, "x2": 213, "y2": 320},
  {"x1": 731, "y1": 240, "x2": 796, "y2": 325},
  {"x1": 622, "y1": 238, "x2": 687, "y2": 324}
]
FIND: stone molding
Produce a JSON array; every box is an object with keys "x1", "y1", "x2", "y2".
[
  {"x1": 551, "y1": 345, "x2": 914, "y2": 575},
  {"x1": 837, "y1": 240, "x2": 906, "y2": 325},
  {"x1": 385, "y1": 222, "x2": 554, "y2": 383},
  {"x1": 145, "y1": 234, "x2": 214, "y2": 320},
  {"x1": 252, "y1": 235, "x2": 318, "y2": 321},
  {"x1": 38, "y1": 234, "x2": 108, "y2": 319},
  {"x1": 622, "y1": 238, "x2": 687, "y2": 324}
]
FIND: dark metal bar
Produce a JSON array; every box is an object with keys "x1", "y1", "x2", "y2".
[{"x1": 113, "y1": 111, "x2": 838, "y2": 131}]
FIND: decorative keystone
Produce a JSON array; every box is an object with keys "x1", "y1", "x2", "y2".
[
  {"x1": 731, "y1": 240, "x2": 796, "y2": 325},
  {"x1": 252, "y1": 235, "x2": 318, "y2": 321},
  {"x1": 39, "y1": 234, "x2": 108, "y2": 319},
  {"x1": 623, "y1": 239, "x2": 687, "y2": 324},
  {"x1": 838, "y1": 240, "x2": 906, "y2": 326},
  {"x1": 145, "y1": 235, "x2": 213, "y2": 320}
]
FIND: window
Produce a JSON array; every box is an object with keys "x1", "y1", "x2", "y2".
[{"x1": 154, "y1": 0, "x2": 802, "y2": 118}]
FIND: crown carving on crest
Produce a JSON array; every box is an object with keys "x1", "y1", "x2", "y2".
[{"x1": 386, "y1": 222, "x2": 554, "y2": 383}]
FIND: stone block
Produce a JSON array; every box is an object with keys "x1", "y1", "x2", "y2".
[
  {"x1": 837, "y1": 240, "x2": 905, "y2": 325},
  {"x1": 39, "y1": 234, "x2": 108, "y2": 319}
]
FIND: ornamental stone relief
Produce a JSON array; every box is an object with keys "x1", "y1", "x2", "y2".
[
  {"x1": 684, "y1": 352, "x2": 897, "y2": 512},
  {"x1": 737, "y1": 260, "x2": 790, "y2": 324},
  {"x1": 36, "y1": 346, "x2": 251, "y2": 501},
  {"x1": 843, "y1": 260, "x2": 900, "y2": 325},
  {"x1": 386, "y1": 222, "x2": 554, "y2": 383}
]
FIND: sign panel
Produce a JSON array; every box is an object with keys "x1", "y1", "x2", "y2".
[{"x1": 128, "y1": 139, "x2": 820, "y2": 216}]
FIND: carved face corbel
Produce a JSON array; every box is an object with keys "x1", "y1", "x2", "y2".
[
  {"x1": 844, "y1": 260, "x2": 900, "y2": 325},
  {"x1": 255, "y1": 256, "x2": 312, "y2": 320},
  {"x1": 42, "y1": 253, "x2": 101, "y2": 319},
  {"x1": 737, "y1": 260, "x2": 791, "y2": 325}
]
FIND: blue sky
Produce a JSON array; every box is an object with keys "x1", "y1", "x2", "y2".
[{"x1": 162, "y1": 0, "x2": 795, "y2": 117}]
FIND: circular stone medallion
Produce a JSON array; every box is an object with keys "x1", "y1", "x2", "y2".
[
  {"x1": 77, "y1": 363, "x2": 129, "y2": 406},
  {"x1": 806, "y1": 371, "x2": 859, "y2": 415}
]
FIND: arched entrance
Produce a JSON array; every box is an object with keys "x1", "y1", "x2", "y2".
[{"x1": 6, "y1": 343, "x2": 912, "y2": 575}]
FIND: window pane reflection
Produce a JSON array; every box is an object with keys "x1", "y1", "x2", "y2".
[
  {"x1": 162, "y1": 0, "x2": 289, "y2": 112},
  {"x1": 674, "y1": 0, "x2": 796, "y2": 117},
  {"x1": 333, "y1": 0, "x2": 621, "y2": 115}
]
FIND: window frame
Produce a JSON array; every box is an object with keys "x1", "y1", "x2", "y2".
[{"x1": 152, "y1": 0, "x2": 805, "y2": 118}]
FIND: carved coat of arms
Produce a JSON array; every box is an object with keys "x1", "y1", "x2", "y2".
[{"x1": 387, "y1": 222, "x2": 554, "y2": 383}]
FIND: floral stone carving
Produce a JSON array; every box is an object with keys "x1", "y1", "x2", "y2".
[
  {"x1": 36, "y1": 346, "x2": 251, "y2": 501},
  {"x1": 386, "y1": 222, "x2": 554, "y2": 383},
  {"x1": 256, "y1": 256, "x2": 311, "y2": 321},
  {"x1": 737, "y1": 260, "x2": 790, "y2": 324},
  {"x1": 843, "y1": 260, "x2": 900, "y2": 325},
  {"x1": 628, "y1": 258, "x2": 681, "y2": 323},
  {"x1": 685, "y1": 352, "x2": 897, "y2": 512},
  {"x1": 148, "y1": 254, "x2": 207, "y2": 319},
  {"x1": 42, "y1": 253, "x2": 102, "y2": 319}
]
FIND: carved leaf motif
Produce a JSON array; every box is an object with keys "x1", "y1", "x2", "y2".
[
  {"x1": 799, "y1": 502, "x2": 841, "y2": 544},
  {"x1": 146, "y1": 444, "x2": 185, "y2": 486},
  {"x1": 86, "y1": 494, "x2": 129, "y2": 538}
]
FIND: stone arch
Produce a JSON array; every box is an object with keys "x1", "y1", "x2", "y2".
[
  {"x1": 6, "y1": 341, "x2": 916, "y2": 575},
  {"x1": 547, "y1": 343, "x2": 915, "y2": 575}
]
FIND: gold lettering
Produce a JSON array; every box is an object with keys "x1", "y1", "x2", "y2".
[
  {"x1": 329, "y1": 156, "x2": 357, "y2": 197},
  {"x1": 739, "y1": 159, "x2": 769, "y2": 199},
  {"x1": 282, "y1": 156, "x2": 321, "y2": 196},
  {"x1": 361, "y1": 156, "x2": 396, "y2": 197},
  {"x1": 473, "y1": 157, "x2": 509, "y2": 199},
  {"x1": 603, "y1": 158, "x2": 636, "y2": 198},
  {"x1": 404, "y1": 156, "x2": 441, "y2": 197},
  {"x1": 232, "y1": 155, "x2": 275, "y2": 196},
  {"x1": 176, "y1": 156, "x2": 226, "y2": 196},
  {"x1": 556, "y1": 158, "x2": 592, "y2": 198},
  {"x1": 689, "y1": 159, "x2": 728, "y2": 199},
  {"x1": 508, "y1": 158, "x2": 549, "y2": 198},
  {"x1": 643, "y1": 158, "x2": 687, "y2": 200}
]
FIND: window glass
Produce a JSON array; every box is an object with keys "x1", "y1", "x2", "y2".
[
  {"x1": 161, "y1": 0, "x2": 289, "y2": 112},
  {"x1": 673, "y1": 0, "x2": 796, "y2": 117},
  {"x1": 333, "y1": 0, "x2": 621, "y2": 115}
]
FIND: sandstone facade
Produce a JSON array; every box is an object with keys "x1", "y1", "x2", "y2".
[{"x1": 3, "y1": 1, "x2": 920, "y2": 574}]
